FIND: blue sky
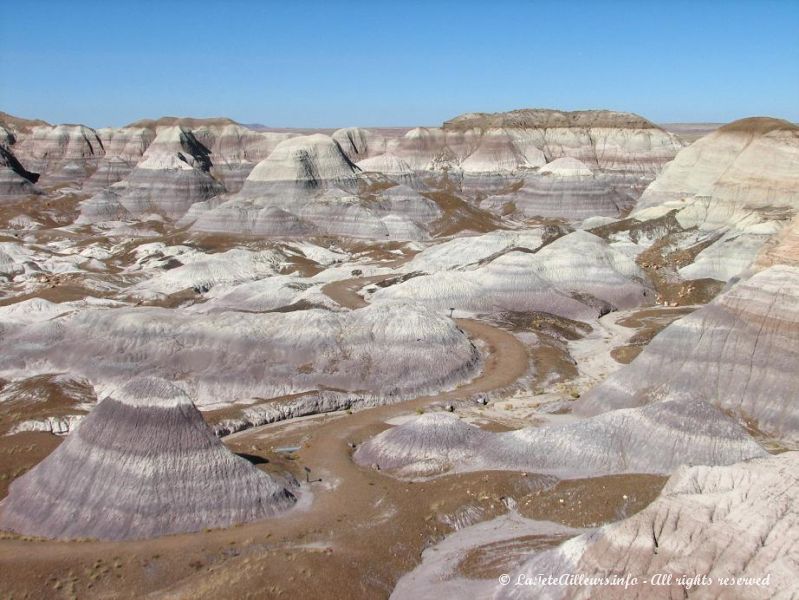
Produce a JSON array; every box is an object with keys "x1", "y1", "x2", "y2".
[{"x1": 1, "y1": 0, "x2": 797, "y2": 127}]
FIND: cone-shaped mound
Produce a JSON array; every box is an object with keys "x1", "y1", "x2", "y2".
[{"x1": 0, "y1": 377, "x2": 295, "y2": 541}]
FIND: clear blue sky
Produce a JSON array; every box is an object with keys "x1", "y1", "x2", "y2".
[{"x1": 1, "y1": 0, "x2": 797, "y2": 128}]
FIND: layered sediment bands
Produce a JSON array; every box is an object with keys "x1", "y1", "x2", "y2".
[
  {"x1": 85, "y1": 121, "x2": 292, "y2": 194},
  {"x1": 0, "y1": 377, "x2": 295, "y2": 541},
  {"x1": 79, "y1": 126, "x2": 225, "y2": 222},
  {"x1": 242, "y1": 133, "x2": 361, "y2": 193},
  {"x1": 192, "y1": 124, "x2": 295, "y2": 192},
  {"x1": 374, "y1": 230, "x2": 652, "y2": 319},
  {"x1": 189, "y1": 134, "x2": 443, "y2": 239},
  {"x1": 630, "y1": 117, "x2": 799, "y2": 280},
  {"x1": 184, "y1": 201, "x2": 313, "y2": 236},
  {"x1": 187, "y1": 133, "x2": 360, "y2": 234},
  {"x1": 635, "y1": 117, "x2": 799, "y2": 213},
  {"x1": 121, "y1": 118, "x2": 296, "y2": 191},
  {"x1": 0, "y1": 302, "x2": 480, "y2": 407},
  {"x1": 458, "y1": 128, "x2": 546, "y2": 174},
  {"x1": 356, "y1": 153, "x2": 416, "y2": 179},
  {"x1": 1, "y1": 108, "x2": 683, "y2": 234},
  {"x1": 354, "y1": 399, "x2": 765, "y2": 479},
  {"x1": 384, "y1": 117, "x2": 678, "y2": 178},
  {"x1": 82, "y1": 126, "x2": 156, "y2": 191},
  {"x1": 579, "y1": 266, "x2": 799, "y2": 444},
  {"x1": 332, "y1": 127, "x2": 388, "y2": 163},
  {"x1": 189, "y1": 184, "x2": 442, "y2": 239},
  {"x1": 498, "y1": 452, "x2": 799, "y2": 600},
  {"x1": 441, "y1": 109, "x2": 682, "y2": 174},
  {"x1": 363, "y1": 109, "x2": 682, "y2": 221},
  {"x1": 482, "y1": 172, "x2": 644, "y2": 220},
  {"x1": 13, "y1": 124, "x2": 105, "y2": 187}
]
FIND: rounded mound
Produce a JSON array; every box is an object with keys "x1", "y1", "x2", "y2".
[
  {"x1": 0, "y1": 376, "x2": 295, "y2": 541},
  {"x1": 539, "y1": 157, "x2": 593, "y2": 176},
  {"x1": 353, "y1": 413, "x2": 487, "y2": 475}
]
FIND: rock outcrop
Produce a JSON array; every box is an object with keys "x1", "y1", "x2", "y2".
[
  {"x1": 0, "y1": 128, "x2": 39, "y2": 198},
  {"x1": 498, "y1": 452, "x2": 799, "y2": 599},
  {"x1": 402, "y1": 227, "x2": 559, "y2": 273},
  {"x1": 191, "y1": 123, "x2": 295, "y2": 192},
  {"x1": 332, "y1": 127, "x2": 388, "y2": 163},
  {"x1": 629, "y1": 117, "x2": 799, "y2": 281},
  {"x1": 79, "y1": 126, "x2": 225, "y2": 222},
  {"x1": 188, "y1": 134, "x2": 443, "y2": 239},
  {"x1": 12, "y1": 124, "x2": 105, "y2": 187},
  {"x1": 82, "y1": 126, "x2": 156, "y2": 191}
]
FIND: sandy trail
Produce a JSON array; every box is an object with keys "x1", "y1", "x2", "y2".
[
  {"x1": 321, "y1": 275, "x2": 388, "y2": 309},
  {"x1": 567, "y1": 310, "x2": 638, "y2": 388},
  {"x1": 566, "y1": 305, "x2": 694, "y2": 393}
]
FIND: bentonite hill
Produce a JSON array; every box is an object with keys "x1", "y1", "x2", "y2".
[{"x1": 0, "y1": 100, "x2": 797, "y2": 598}]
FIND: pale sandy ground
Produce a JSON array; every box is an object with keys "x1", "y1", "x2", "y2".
[
  {"x1": 566, "y1": 308, "x2": 658, "y2": 392},
  {"x1": 390, "y1": 508, "x2": 586, "y2": 600}
]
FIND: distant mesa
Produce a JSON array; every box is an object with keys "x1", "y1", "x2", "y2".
[
  {"x1": 124, "y1": 115, "x2": 241, "y2": 129},
  {"x1": 0, "y1": 377, "x2": 296, "y2": 541},
  {"x1": 442, "y1": 108, "x2": 663, "y2": 131},
  {"x1": 0, "y1": 111, "x2": 50, "y2": 132}
]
